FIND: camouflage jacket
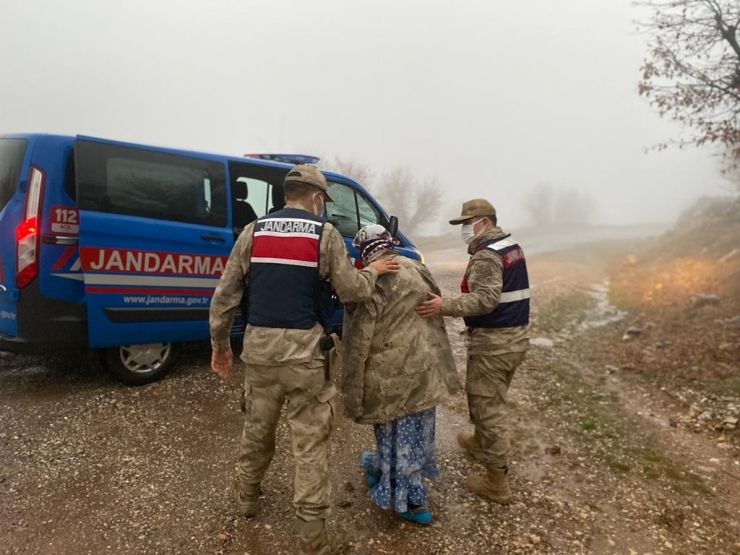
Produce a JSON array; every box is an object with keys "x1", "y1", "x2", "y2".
[
  {"x1": 341, "y1": 251, "x2": 462, "y2": 424},
  {"x1": 440, "y1": 227, "x2": 529, "y2": 355},
  {"x1": 209, "y1": 205, "x2": 380, "y2": 366}
]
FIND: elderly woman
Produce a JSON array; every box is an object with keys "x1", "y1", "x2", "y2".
[{"x1": 341, "y1": 224, "x2": 461, "y2": 526}]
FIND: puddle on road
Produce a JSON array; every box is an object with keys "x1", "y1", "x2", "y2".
[{"x1": 579, "y1": 281, "x2": 627, "y2": 330}]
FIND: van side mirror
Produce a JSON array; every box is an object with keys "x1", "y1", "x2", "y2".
[{"x1": 387, "y1": 215, "x2": 399, "y2": 238}]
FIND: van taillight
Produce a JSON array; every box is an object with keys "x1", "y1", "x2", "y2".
[{"x1": 16, "y1": 166, "x2": 45, "y2": 288}]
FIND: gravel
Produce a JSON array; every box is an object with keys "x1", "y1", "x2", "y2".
[{"x1": 2, "y1": 245, "x2": 739, "y2": 554}]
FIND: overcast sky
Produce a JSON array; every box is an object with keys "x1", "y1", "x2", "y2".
[{"x1": 0, "y1": 0, "x2": 728, "y2": 229}]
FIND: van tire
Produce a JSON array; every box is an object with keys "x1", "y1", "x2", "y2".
[{"x1": 103, "y1": 342, "x2": 182, "y2": 386}]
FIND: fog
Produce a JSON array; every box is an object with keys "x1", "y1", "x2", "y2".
[{"x1": 0, "y1": 0, "x2": 727, "y2": 231}]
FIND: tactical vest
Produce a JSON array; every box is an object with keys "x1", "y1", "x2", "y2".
[
  {"x1": 244, "y1": 208, "x2": 334, "y2": 330},
  {"x1": 461, "y1": 235, "x2": 530, "y2": 329}
]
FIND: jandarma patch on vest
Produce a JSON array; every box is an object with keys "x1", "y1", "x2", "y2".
[
  {"x1": 503, "y1": 248, "x2": 525, "y2": 267},
  {"x1": 257, "y1": 219, "x2": 320, "y2": 234}
]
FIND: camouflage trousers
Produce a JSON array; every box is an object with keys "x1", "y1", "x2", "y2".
[
  {"x1": 237, "y1": 362, "x2": 336, "y2": 522},
  {"x1": 466, "y1": 351, "x2": 526, "y2": 468}
]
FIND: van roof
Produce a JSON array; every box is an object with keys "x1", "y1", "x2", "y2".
[
  {"x1": 2, "y1": 133, "x2": 318, "y2": 173},
  {"x1": 2, "y1": 132, "x2": 371, "y2": 194}
]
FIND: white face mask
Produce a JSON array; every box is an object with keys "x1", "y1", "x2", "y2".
[
  {"x1": 312, "y1": 194, "x2": 325, "y2": 217},
  {"x1": 461, "y1": 218, "x2": 484, "y2": 244}
]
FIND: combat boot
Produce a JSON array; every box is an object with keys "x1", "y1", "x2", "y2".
[
  {"x1": 299, "y1": 519, "x2": 344, "y2": 555},
  {"x1": 457, "y1": 432, "x2": 484, "y2": 461},
  {"x1": 466, "y1": 466, "x2": 512, "y2": 505},
  {"x1": 234, "y1": 481, "x2": 260, "y2": 518}
]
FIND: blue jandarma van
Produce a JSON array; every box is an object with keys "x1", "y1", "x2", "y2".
[{"x1": 0, "y1": 134, "x2": 422, "y2": 384}]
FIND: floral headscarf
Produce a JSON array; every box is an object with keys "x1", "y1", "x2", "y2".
[{"x1": 352, "y1": 224, "x2": 394, "y2": 263}]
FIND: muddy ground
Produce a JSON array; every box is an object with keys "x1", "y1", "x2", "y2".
[{"x1": 1, "y1": 240, "x2": 739, "y2": 555}]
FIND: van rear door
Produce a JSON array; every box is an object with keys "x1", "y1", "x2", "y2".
[
  {"x1": 74, "y1": 136, "x2": 231, "y2": 349},
  {"x1": 0, "y1": 137, "x2": 30, "y2": 339}
]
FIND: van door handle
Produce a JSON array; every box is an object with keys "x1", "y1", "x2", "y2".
[
  {"x1": 200, "y1": 233, "x2": 226, "y2": 243},
  {"x1": 42, "y1": 234, "x2": 78, "y2": 246}
]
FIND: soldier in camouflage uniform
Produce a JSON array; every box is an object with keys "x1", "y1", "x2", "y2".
[
  {"x1": 417, "y1": 199, "x2": 530, "y2": 505},
  {"x1": 210, "y1": 165, "x2": 399, "y2": 555},
  {"x1": 341, "y1": 225, "x2": 461, "y2": 526}
]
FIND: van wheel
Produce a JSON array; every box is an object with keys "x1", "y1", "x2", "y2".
[{"x1": 104, "y1": 342, "x2": 182, "y2": 386}]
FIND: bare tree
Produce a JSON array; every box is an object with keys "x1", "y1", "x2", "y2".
[
  {"x1": 722, "y1": 149, "x2": 740, "y2": 191},
  {"x1": 523, "y1": 183, "x2": 555, "y2": 227},
  {"x1": 553, "y1": 188, "x2": 598, "y2": 225},
  {"x1": 319, "y1": 157, "x2": 376, "y2": 191},
  {"x1": 523, "y1": 184, "x2": 597, "y2": 228},
  {"x1": 638, "y1": 0, "x2": 740, "y2": 158},
  {"x1": 376, "y1": 167, "x2": 443, "y2": 236},
  {"x1": 320, "y1": 158, "x2": 444, "y2": 235}
]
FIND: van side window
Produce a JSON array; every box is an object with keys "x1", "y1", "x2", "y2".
[
  {"x1": 76, "y1": 141, "x2": 227, "y2": 227},
  {"x1": 0, "y1": 139, "x2": 28, "y2": 212},
  {"x1": 325, "y1": 181, "x2": 381, "y2": 237},
  {"x1": 227, "y1": 162, "x2": 287, "y2": 233}
]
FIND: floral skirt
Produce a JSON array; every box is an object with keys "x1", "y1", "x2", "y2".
[{"x1": 361, "y1": 407, "x2": 438, "y2": 513}]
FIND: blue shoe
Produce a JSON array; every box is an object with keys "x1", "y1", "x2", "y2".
[
  {"x1": 359, "y1": 451, "x2": 381, "y2": 488},
  {"x1": 396, "y1": 504, "x2": 433, "y2": 526}
]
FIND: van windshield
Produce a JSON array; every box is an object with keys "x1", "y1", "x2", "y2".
[{"x1": 0, "y1": 138, "x2": 28, "y2": 212}]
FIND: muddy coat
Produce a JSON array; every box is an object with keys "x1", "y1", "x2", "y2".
[{"x1": 341, "y1": 251, "x2": 461, "y2": 424}]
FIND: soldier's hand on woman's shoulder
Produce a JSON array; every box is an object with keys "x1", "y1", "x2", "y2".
[
  {"x1": 211, "y1": 349, "x2": 234, "y2": 380},
  {"x1": 369, "y1": 258, "x2": 400, "y2": 275},
  {"x1": 416, "y1": 291, "x2": 443, "y2": 318}
]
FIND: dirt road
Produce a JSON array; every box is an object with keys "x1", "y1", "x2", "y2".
[{"x1": 1, "y1": 241, "x2": 739, "y2": 554}]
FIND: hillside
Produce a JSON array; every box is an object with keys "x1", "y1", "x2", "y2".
[{"x1": 605, "y1": 196, "x2": 740, "y2": 435}]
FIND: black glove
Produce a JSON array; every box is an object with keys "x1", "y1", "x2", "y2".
[{"x1": 319, "y1": 335, "x2": 335, "y2": 352}]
